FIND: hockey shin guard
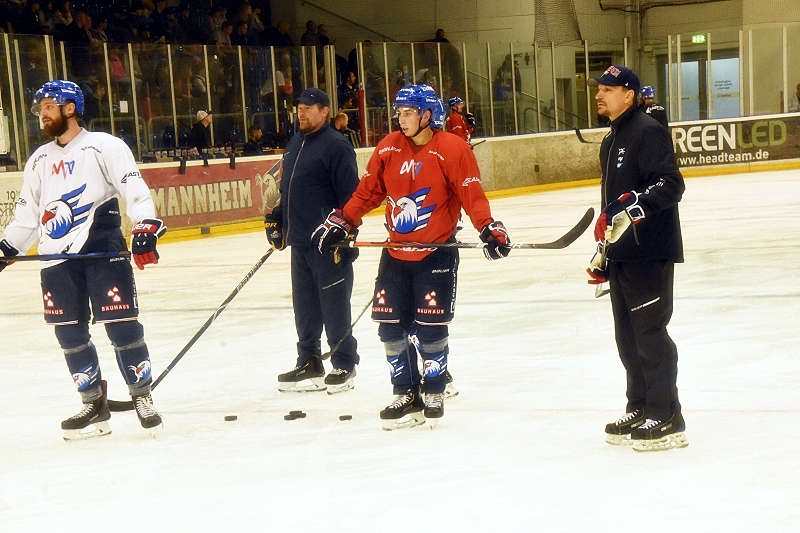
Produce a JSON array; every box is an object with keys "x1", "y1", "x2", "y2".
[
  {"x1": 419, "y1": 338, "x2": 448, "y2": 394},
  {"x1": 106, "y1": 321, "x2": 153, "y2": 395},
  {"x1": 380, "y1": 324, "x2": 420, "y2": 394},
  {"x1": 56, "y1": 324, "x2": 103, "y2": 402}
]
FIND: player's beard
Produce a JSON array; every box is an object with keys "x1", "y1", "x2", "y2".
[{"x1": 43, "y1": 109, "x2": 69, "y2": 138}]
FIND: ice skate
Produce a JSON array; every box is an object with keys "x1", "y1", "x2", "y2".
[
  {"x1": 379, "y1": 388, "x2": 425, "y2": 431},
  {"x1": 324, "y1": 367, "x2": 356, "y2": 395},
  {"x1": 133, "y1": 392, "x2": 163, "y2": 435},
  {"x1": 444, "y1": 369, "x2": 459, "y2": 399},
  {"x1": 61, "y1": 388, "x2": 112, "y2": 441},
  {"x1": 423, "y1": 392, "x2": 444, "y2": 429},
  {"x1": 277, "y1": 358, "x2": 326, "y2": 392},
  {"x1": 604, "y1": 408, "x2": 645, "y2": 445},
  {"x1": 631, "y1": 411, "x2": 688, "y2": 452}
]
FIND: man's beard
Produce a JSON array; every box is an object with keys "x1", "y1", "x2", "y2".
[{"x1": 43, "y1": 109, "x2": 69, "y2": 138}]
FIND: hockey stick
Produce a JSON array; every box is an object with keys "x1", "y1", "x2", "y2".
[
  {"x1": 594, "y1": 239, "x2": 610, "y2": 298},
  {"x1": 1, "y1": 251, "x2": 131, "y2": 262},
  {"x1": 470, "y1": 139, "x2": 486, "y2": 148},
  {"x1": 333, "y1": 207, "x2": 594, "y2": 251},
  {"x1": 574, "y1": 128, "x2": 601, "y2": 145},
  {"x1": 107, "y1": 249, "x2": 275, "y2": 411},
  {"x1": 318, "y1": 292, "x2": 374, "y2": 361}
]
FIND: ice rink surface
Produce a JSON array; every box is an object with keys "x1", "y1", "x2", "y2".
[{"x1": 1, "y1": 169, "x2": 799, "y2": 532}]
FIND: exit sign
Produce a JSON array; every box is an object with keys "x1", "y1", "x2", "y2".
[{"x1": 691, "y1": 34, "x2": 706, "y2": 44}]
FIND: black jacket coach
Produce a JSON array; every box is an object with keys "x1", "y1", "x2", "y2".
[
  {"x1": 279, "y1": 123, "x2": 359, "y2": 247},
  {"x1": 600, "y1": 107, "x2": 685, "y2": 263}
]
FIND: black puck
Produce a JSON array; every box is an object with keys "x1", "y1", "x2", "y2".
[
  {"x1": 224, "y1": 415, "x2": 238, "y2": 421},
  {"x1": 284, "y1": 414, "x2": 296, "y2": 420},
  {"x1": 289, "y1": 410, "x2": 304, "y2": 415},
  {"x1": 339, "y1": 415, "x2": 352, "y2": 421}
]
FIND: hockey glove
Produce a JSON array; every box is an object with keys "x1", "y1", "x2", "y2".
[
  {"x1": 594, "y1": 191, "x2": 645, "y2": 244},
  {"x1": 310, "y1": 209, "x2": 355, "y2": 254},
  {"x1": 0, "y1": 239, "x2": 19, "y2": 272},
  {"x1": 479, "y1": 220, "x2": 511, "y2": 260},
  {"x1": 131, "y1": 218, "x2": 167, "y2": 270},
  {"x1": 465, "y1": 112, "x2": 476, "y2": 128},
  {"x1": 586, "y1": 241, "x2": 607, "y2": 284},
  {"x1": 264, "y1": 210, "x2": 285, "y2": 250}
]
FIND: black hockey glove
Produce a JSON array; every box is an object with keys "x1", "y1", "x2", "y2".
[
  {"x1": 479, "y1": 220, "x2": 511, "y2": 260},
  {"x1": 131, "y1": 218, "x2": 167, "y2": 270},
  {"x1": 311, "y1": 208, "x2": 355, "y2": 254},
  {"x1": 0, "y1": 239, "x2": 19, "y2": 272},
  {"x1": 264, "y1": 210, "x2": 285, "y2": 250},
  {"x1": 465, "y1": 112, "x2": 476, "y2": 128},
  {"x1": 333, "y1": 228, "x2": 359, "y2": 264}
]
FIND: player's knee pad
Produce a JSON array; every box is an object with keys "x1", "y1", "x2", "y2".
[
  {"x1": 54, "y1": 323, "x2": 91, "y2": 350},
  {"x1": 414, "y1": 324, "x2": 448, "y2": 347},
  {"x1": 378, "y1": 322, "x2": 406, "y2": 343},
  {"x1": 105, "y1": 321, "x2": 152, "y2": 392}
]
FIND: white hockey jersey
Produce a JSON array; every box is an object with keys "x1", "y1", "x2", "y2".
[{"x1": 3, "y1": 129, "x2": 154, "y2": 265}]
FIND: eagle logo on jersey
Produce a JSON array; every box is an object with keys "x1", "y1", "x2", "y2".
[
  {"x1": 41, "y1": 184, "x2": 93, "y2": 239},
  {"x1": 128, "y1": 360, "x2": 152, "y2": 384},
  {"x1": 386, "y1": 187, "x2": 436, "y2": 234}
]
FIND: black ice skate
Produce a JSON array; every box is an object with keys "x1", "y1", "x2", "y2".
[
  {"x1": 604, "y1": 408, "x2": 645, "y2": 445},
  {"x1": 61, "y1": 388, "x2": 112, "y2": 441},
  {"x1": 324, "y1": 367, "x2": 356, "y2": 395},
  {"x1": 277, "y1": 358, "x2": 326, "y2": 392},
  {"x1": 630, "y1": 411, "x2": 688, "y2": 452},
  {"x1": 423, "y1": 392, "x2": 444, "y2": 429},
  {"x1": 379, "y1": 388, "x2": 424, "y2": 431},
  {"x1": 133, "y1": 393, "x2": 163, "y2": 432},
  {"x1": 444, "y1": 369, "x2": 459, "y2": 399}
]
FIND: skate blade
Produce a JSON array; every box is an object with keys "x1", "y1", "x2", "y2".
[
  {"x1": 381, "y1": 412, "x2": 425, "y2": 431},
  {"x1": 425, "y1": 416, "x2": 442, "y2": 430},
  {"x1": 278, "y1": 377, "x2": 327, "y2": 392},
  {"x1": 605, "y1": 433, "x2": 634, "y2": 446},
  {"x1": 632, "y1": 432, "x2": 689, "y2": 452},
  {"x1": 145, "y1": 422, "x2": 164, "y2": 439},
  {"x1": 63, "y1": 421, "x2": 112, "y2": 441},
  {"x1": 444, "y1": 383, "x2": 459, "y2": 400},
  {"x1": 326, "y1": 380, "x2": 355, "y2": 395}
]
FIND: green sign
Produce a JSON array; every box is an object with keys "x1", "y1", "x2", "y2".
[{"x1": 691, "y1": 34, "x2": 706, "y2": 44}]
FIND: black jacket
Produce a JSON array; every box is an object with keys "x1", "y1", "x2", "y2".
[
  {"x1": 640, "y1": 102, "x2": 669, "y2": 129},
  {"x1": 600, "y1": 107, "x2": 684, "y2": 263},
  {"x1": 278, "y1": 123, "x2": 359, "y2": 247}
]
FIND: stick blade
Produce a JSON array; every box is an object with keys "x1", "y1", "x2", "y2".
[
  {"x1": 108, "y1": 399, "x2": 134, "y2": 412},
  {"x1": 518, "y1": 207, "x2": 595, "y2": 249}
]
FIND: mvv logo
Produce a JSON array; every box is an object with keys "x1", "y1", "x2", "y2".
[
  {"x1": 51, "y1": 160, "x2": 76, "y2": 177},
  {"x1": 399, "y1": 159, "x2": 422, "y2": 175}
]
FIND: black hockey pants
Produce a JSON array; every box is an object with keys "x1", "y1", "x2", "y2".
[{"x1": 608, "y1": 261, "x2": 681, "y2": 420}]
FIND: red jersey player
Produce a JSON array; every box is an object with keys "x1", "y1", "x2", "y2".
[
  {"x1": 445, "y1": 96, "x2": 475, "y2": 145},
  {"x1": 311, "y1": 84, "x2": 511, "y2": 430}
]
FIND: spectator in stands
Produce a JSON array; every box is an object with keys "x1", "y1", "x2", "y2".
[
  {"x1": 318, "y1": 24, "x2": 332, "y2": 47},
  {"x1": 339, "y1": 71, "x2": 357, "y2": 106},
  {"x1": 90, "y1": 15, "x2": 109, "y2": 42},
  {"x1": 150, "y1": 0, "x2": 170, "y2": 41},
  {"x1": 190, "y1": 110, "x2": 212, "y2": 152},
  {"x1": 334, "y1": 112, "x2": 359, "y2": 148},
  {"x1": 232, "y1": 21, "x2": 253, "y2": 46},
  {"x1": 215, "y1": 21, "x2": 233, "y2": 46},
  {"x1": 430, "y1": 28, "x2": 449, "y2": 43},
  {"x1": 244, "y1": 125, "x2": 264, "y2": 155},
  {"x1": 300, "y1": 20, "x2": 318, "y2": 46},
  {"x1": 52, "y1": 0, "x2": 73, "y2": 28},
  {"x1": 205, "y1": 6, "x2": 227, "y2": 44}
]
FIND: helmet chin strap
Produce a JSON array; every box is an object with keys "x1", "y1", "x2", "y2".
[{"x1": 403, "y1": 110, "x2": 431, "y2": 139}]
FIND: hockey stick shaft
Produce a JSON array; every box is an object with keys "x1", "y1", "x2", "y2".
[
  {"x1": 574, "y1": 128, "x2": 601, "y2": 145},
  {"x1": 334, "y1": 207, "x2": 594, "y2": 251},
  {"x1": 107, "y1": 249, "x2": 275, "y2": 411},
  {"x1": 470, "y1": 139, "x2": 486, "y2": 148},
  {"x1": 319, "y1": 292, "x2": 374, "y2": 360},
  {"x1": 2, "y1": 251, "x2": 131, "y2": 262}
]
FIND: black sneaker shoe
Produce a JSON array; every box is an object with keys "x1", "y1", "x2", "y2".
[
  {"x1": 324, "y1": 367, "x2": 356, "y2": 395},
  {"x1": 61, "y1": 387, "x2": 112, "y2": 440},
  {"x1": 604, "y1": 408, "x2": 645, "y2": 445},
  {"x1": 631, "y1": 411, "x2": 688, "y2": 452},
  {"x1": 423, "y1": 392, "x2": 444, "y2": 428},
  {"x1": 133, "y1": 393, "x2": 163, "y2": 429},
  {"x1": 380, "y1": 387, "x2": 424, "y2": 430},
  {"x1": 277, "y1": 357, "x2": 326, "y2": 392}
]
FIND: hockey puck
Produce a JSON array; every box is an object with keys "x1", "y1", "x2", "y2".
[
  {"x1": 289, "y1": 410, "x2": 304, "y2": 415},
  {"x1": 284, "y1": 414, "x2": 296, "y2": 420},
  {"x1": 339, "y1": 415, "x2": 352, "y2": 421},
  {"x1": 224, "y1": 415, "x2": 238, "y2": 421}
]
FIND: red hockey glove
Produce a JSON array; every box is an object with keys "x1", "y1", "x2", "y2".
[
  {"x1": 594, "y1": 191, "x2": 645, "y2": 243},
  {"x1": 0, "y1": 239, "x2": 19, "y2": 272},
  {"x1": 131, "y1": 218, "x2": 166, "y2": 270},
  {"x1": 311, "y1": 209, "x2": 355, "y2": 254},
  {"x1": 479, "y1": 220, "x2": 511, "y2": 260},
  {"x1": 586, "y1": 241, "x2": 607, "y2": 284}
]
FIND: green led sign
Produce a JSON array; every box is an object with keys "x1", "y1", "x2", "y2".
[{"x1": 691, "y1": 34, "x2": 706, "y2": 44}]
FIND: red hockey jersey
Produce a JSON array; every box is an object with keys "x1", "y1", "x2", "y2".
[
  {"x1": 445, "y1": 112, "x2": 474, "y2": 144},
  {"x1": 342, "y1": 130, "x2": 494, "y2": 261}
]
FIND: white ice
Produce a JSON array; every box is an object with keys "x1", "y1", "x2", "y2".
[{"x1": 1, "y1": 170, "x2": 799, "y2": 532}]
